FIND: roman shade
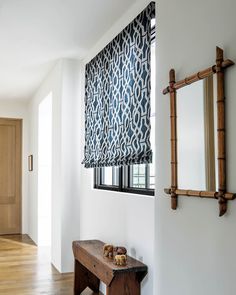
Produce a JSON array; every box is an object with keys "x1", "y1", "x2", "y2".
[{"x1": 82, "y1": 2, "x2": 155, "y2": 168}]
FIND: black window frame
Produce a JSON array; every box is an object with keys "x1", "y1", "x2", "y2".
[
  {"x1": 94, "y1": 22, "x2": 156, "y2": 197},
  {"x1": 94, "y1": 166, "x2": 154, "y2": 196}
]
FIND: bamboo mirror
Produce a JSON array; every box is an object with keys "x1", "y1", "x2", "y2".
[{"x1": 163, "y1": 47, "x2": 235, "y2": 216}]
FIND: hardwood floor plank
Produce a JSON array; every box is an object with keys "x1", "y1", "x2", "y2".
[{"x1": 0, "y1": 235, "x2": 102, "y2": 295}]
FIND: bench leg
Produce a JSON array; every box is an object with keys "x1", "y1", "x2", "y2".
[
  {"x1": 74, "y1": 259, "x2": 100, "y2": 294},
  {"x1": 106, "y1": 273, "x2": 140, "y2": 295}
]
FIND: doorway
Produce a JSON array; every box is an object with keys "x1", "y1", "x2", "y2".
[
  {"x1": 0, "y1": 118, "x2": 22, "y2": 234},
  {"x1": 38, "y1": 93, "x2": 52, "y2": 247}
]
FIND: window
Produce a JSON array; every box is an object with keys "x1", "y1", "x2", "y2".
[{"x1": 94, "y1": 21, "x2": 156, "y2": 196}]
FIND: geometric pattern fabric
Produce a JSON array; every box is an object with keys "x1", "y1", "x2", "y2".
[{"x1": 82, "y1": 2, "x2": 155, "y2": 168}]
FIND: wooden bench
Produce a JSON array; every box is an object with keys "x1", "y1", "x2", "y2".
[{"x1": 72, "y1": 240, "x2": 148, "y2": 295}]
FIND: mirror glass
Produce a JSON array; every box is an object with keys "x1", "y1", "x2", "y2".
[{"x1": 177, "y1": 75, "x2": 218, "y2": 191}]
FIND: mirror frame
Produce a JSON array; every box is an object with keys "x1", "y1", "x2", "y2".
[{"x1": 163, "y1": 47, "x2": 235, "y2": 216}]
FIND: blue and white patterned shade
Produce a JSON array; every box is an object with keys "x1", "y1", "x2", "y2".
[{"x1": 82, "y1": 2, "x2": 155, "y2": 168}]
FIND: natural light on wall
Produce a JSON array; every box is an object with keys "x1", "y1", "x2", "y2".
[{"x1": 38, "y1": 93, "x2": 52, "y2": 247}]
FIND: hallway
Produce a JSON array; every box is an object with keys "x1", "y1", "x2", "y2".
[
  {"x1": 0, "y1": 235, "x2": 73, "y2": 294},
  {"x1": 0, "y1": 235, "x2": 101, "y2": 295}
]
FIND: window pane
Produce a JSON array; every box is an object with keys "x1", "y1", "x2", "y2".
[
  {"x1": 101, "y1": 167, "x2": 119, "y2": 186},
  {"x1": 103, "y1": 167, "x2": 113, "y2": 185},
  {"x1": 129, "y1": 164, "x2": 146, "y2": 189},
  {"x1": 112, "y1": 167, "x2": 119, "y2": 186}
]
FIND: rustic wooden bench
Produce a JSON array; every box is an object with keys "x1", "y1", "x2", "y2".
[{"x1": 72, "y1": 240, "x2": 148, "y2": 295}]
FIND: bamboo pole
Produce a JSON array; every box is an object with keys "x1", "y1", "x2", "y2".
[
  {"x1": 164, "y1": 188, "x2": 236, "y2": 201},
  {"x1": 169, "y1": 69, "x2": 178, "y2": 210},
  {"x1": 216, "y1": 47, "x2": 227, "y2": 216},
  {"x1": 163, "y1": 59, "x2": 234, "y2": 95}
]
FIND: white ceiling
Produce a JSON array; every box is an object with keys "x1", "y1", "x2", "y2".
[{"x1": 0, "y1": 0, "x2": 136, "y2": 101}]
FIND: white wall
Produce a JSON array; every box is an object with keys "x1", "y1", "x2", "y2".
[
  {"x1": 60, "y1": 59, "x2": 81, "y2": 272},
  {"x1": 155, "y1": 0, "x2": 236, "y2": 295},
  {"x1": 28, "y1": 61, "x2": 63, "y2": 268},
  {"x1": 38, "y1": 93, "x2": 52, "y2": 246},
  {"x1": 28, "y1": 59, "x2": 81, "y2": 272},
  {"x1": 80, "y1": 0, "x2": 155, "y2": 294},
  {"x1": 0, "y1": 100, "x2": 28, "y2": 234}
]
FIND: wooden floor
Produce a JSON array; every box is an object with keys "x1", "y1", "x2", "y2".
[{"x1": 0, "y1": 235, "x2": 102, "y2": 295}]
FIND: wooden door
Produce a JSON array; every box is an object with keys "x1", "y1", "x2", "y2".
[{"x1": 0, "y1": 118, "x2": 22, "y2": 234}]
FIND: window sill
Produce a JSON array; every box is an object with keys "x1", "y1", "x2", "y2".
[{"x1": 94, "y1": 184, "x2": 155, "y2": 197}]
